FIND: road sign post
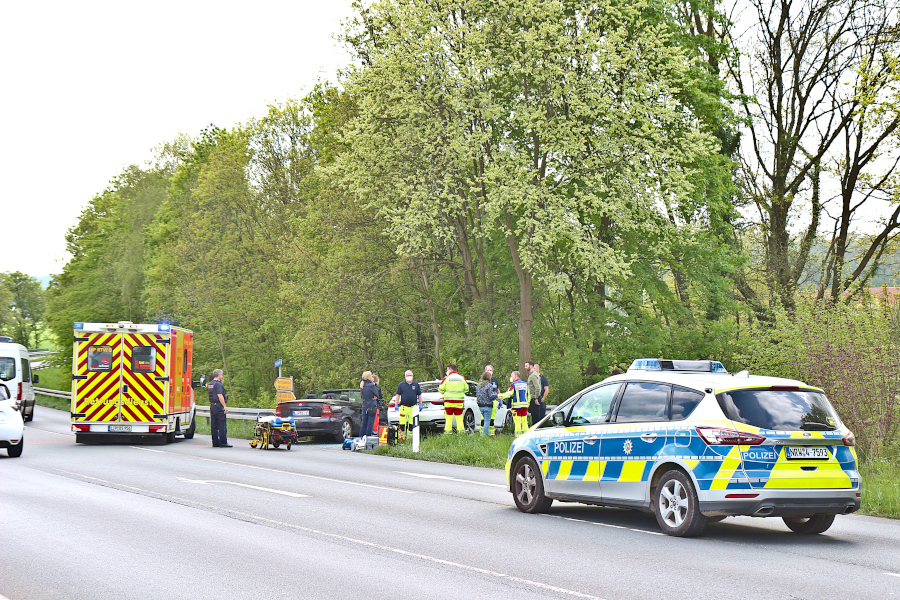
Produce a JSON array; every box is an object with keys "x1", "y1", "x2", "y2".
[{"x1": 274, "y1": 358, "x2": 283, "y2": 378}]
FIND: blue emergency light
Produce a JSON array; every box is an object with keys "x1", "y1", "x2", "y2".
[
  {"x1": 73, "y1": 322, "x2": 84, "y2": 329},
  {"x1": 628, "y1": 359, "x2": 728, "y2": 374},
  {"x1": 159, "y1": 324, "x2": 171, "y2": 332}
]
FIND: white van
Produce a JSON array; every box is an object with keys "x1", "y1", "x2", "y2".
[{"x1": 0, "y1": 342, "x2": 36, "y2": 422}]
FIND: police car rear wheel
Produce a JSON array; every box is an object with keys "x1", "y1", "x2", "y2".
[
  {"x1": 512, "y1": 457, "x2": 552, "y2": 513},
  {"x1": 654, "y1": 470, "x2": 707, "y2": 537},
  {"x1": 782, "y1": 514, "x2": 835, "y2": 534}
]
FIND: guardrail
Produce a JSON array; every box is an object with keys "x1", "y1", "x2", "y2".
[{"x1": 33, "y1": 387, "x2": 267, "y2": 422}]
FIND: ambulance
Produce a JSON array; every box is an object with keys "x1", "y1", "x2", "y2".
[{"x1": 71, "y1": 321, "x2": 196, "y2": 444}]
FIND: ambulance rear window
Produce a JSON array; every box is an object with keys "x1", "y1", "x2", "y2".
[
  {"x1": 132, "y1": 346, "x2": 157, "y2": 373},
  {"x1": 716, "y1": 388, "x2": 841, "y2": 431},
  {"x1": 87, "y1": 346, "x2": 113, "y2": 372},
  {"x1": 0, "y1": 357, "x2": 15, "y2": 381}
]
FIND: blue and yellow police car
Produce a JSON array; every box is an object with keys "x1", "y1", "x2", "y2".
[{"x1": 506, "y1": 359, "x2": 861, "y2": 537}]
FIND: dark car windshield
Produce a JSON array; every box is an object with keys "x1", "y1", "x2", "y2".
[{"x1": 716, "y1": 388, "x2": 841, "y2": 431}]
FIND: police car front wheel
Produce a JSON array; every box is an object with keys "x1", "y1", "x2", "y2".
[
  {"x1": 512, "y1": 457, "x2": 552, "y2": 513},
  {"x1": 653, "y1": 470, "x2": 707, "y2": 537}
]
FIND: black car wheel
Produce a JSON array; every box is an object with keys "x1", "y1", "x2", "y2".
[
  {"x1": 7, "y1": 438, "x2": 23, "y2": 457},
  {"x1": 783, "y1": 514, "x2": 835, "y2": 534},
  {"x1": 338, "y1": 418, "x2": 353, "y2": 442},
  {"x1": 512, "y1": 456, "x2": 553, "y2": 513},
  {"x1": 653, "y1": 469, "x2": 707, "y2": 537}
]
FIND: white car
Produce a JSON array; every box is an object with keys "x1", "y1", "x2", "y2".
[
  {"x1": 388, "y1": 379, "x2": 511, "y2": 432},
  {"x1": 0, "y1": 383, "x2": 24, "y2": 457}
]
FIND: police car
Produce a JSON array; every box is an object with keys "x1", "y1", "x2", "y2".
[{"x1": 506, "y1": 359, "x2": 860, "y2": 537}]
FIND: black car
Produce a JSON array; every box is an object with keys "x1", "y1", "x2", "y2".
[{"x1": 275, "y1": 389, "x2": 388, "y2": 443}]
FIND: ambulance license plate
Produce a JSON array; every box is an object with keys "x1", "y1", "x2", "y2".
[
  {"x1": 294, "y1": 410, "x2": 309, "y2": 416},
  {"x1": 786, "y1": 446, "x2": 829, "y2": 460},
  {"x1": 109, "y1": 425, "x2": 132, "y2": 432}
]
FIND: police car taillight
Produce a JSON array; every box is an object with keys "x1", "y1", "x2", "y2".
[
  {"x1": 321, "y1": 403, "x2": 333, "y2": 418},
  {"x1": 842, "y1": 431, "x2": 856, "y2": 446},
  {"x1": 696, "y1": 427, "x2": 765, "y2": 445}
]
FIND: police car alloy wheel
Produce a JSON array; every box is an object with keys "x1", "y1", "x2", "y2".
[
  {"x1": 782, "y1": 514, "x2": 835, "y2": 534},
  {"x1": 653, "y1": 470, "x2": 707, "y2": 537},
  {"x1": 513, "y1": 456, "x2": 553, "y2": 513}
]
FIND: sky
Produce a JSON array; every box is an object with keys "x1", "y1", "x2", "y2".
[{"x1": 0, "y1": 0, "x2": 356, "y2": 279}]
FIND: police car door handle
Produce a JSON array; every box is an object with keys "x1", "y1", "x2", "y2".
[
  {"x1": 640, "y1": 432, "x2": 658, "y2": 442},
  {"x1": 583, "y1": 436, "x2": 599, "y2": 443}
]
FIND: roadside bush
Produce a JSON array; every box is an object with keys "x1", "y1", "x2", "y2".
[{"x1": 733, "y1": 297, "x2": 899, "y2": 458}]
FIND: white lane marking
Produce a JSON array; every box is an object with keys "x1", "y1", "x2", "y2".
[
  {"x1": 397, "y1": 471, "x2": 506, "y2": 488},
  {"x1": 177, "y1": 477, "x2": 309, "y2": 498},
  {"x1": 543, "y1": 513, "x2": 665, "y2": 536},
  {"x1": 56, "y1": 470, "x2": 146, "y2": 492},
  {"x1": 232, "y1": 511, "x2": 607, "y2": 600},
  {"x1": 197, "y1": 457, "x2": 415, "y2": 494},
  {"x1": 885, "y1": 573, "x2": 900, "y2": 578},
  {"x1": 0, "y1": 593, "x2": 10, "y2": 600},
  {"x1": 130, "y1": 446, "x2": 165, "y2": 453}
]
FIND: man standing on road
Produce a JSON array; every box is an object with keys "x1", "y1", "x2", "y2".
[
  {"x1": 393, "y1": 370, "x2": 421, "y2": 442},
  {"x1": 500, "y1": 371, "x2": 530, "y2": 435},
  {"x1": 207, "y1": 369, "x2": 231, "y2": 448},
  {"x1": 439, "y1": 363, "x2": 468, "y2": 433},
  {"x1": 526, "y1": 361, "x2": 542, "y2": 426},
  {"x1": 536, "y1": 363, "x2": 549, "y2": 421}
]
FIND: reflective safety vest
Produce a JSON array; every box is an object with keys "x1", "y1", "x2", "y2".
[
  {"x1": 501, "y1": 379, "x2": 529, "y2": 409},
  {"x1": 439, "y1": 371, "x2": 467, "y2": 403}
]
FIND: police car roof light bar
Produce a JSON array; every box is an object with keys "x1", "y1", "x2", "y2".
[{"x1": 627, "y1": 358, "x2": 728, "y2": 374}]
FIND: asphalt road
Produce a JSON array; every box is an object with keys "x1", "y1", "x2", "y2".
[{"x1": 2, "y1": 406, "x2": 899, "y2": 600}]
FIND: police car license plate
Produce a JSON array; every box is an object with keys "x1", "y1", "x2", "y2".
[
  {"x1": 786, "y1": 446, "x2": 829, "y2": 460},
  {"x1": 294, "y1": 410, "x2": 309, "y2": 417},
  {"x1": 109, "y1": 425, "x2": 132, "y2": 432}
]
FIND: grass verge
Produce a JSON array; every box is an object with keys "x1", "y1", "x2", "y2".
[
  {"x1": 34, "y1": 392, "x2": 70, "y2": 412},
  {"x1": 372, "y1": 431, "x2": 514, "y2": 469},
  {"x1": 859, "y1": 458, "x2": 900, "y2": 519},
  {"x1": 194, "y1": 417, "x2": 257, "y2": 441}
]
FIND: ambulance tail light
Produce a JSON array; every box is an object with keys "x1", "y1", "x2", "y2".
[
  {"x1": 321, "y1": 403, "x2": 333, "y2": 418},
  {"x1": 696, "y1": 427, "x2": 765, "y2": 446},
  {"x1": 842, "y1": 431, "x2": 856, "y2": 446},
  {"x1": 72, "y1": 424, "x2": 90, "y2": 432},
  {"x1": 149, "y1": 425, "x2": 166, "y2": 433}
]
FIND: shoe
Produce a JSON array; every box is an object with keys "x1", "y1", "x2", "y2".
[
  {"x1": 212, "y1": 444, "x2": 220, "y2": 447},
  {"x1": 219, "y1": 444, "x2": 233, "y2": 448}
]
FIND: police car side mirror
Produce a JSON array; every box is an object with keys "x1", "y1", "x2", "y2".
[{"x1": 552, "y1": 411, "x2": 565, "y2": 427}]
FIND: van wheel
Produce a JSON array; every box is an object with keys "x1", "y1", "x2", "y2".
[
  {"x1": 512, "y1": 456, "x2": 553, "y2": 513},
  {"x1": 653, "y1": 470, "x2": 707, "y2": 537},
  {"x1": 783, "y1": 514, "x2": 835, "y2": 534},
  {"x1": 7, "y1": 438, "x2": 23, "y2": 457},
  {"x1": 183, "y1": 416, "x2": 196, "y2": 439}
]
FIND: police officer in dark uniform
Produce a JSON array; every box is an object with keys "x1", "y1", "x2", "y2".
[{"x1": 207, "y1": 369, "x2": 232, "y2": 448}]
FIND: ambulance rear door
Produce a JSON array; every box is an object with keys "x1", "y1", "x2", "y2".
[{"x1": 120, "y1": 332, "x2": 169, "y2": 424}]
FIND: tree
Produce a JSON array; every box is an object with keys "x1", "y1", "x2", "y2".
[{"x1": 0, "y1": 273, "x2": 46, "y2": 347}]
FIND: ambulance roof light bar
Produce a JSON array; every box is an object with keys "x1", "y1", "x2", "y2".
[{"x1": 628, "y1": 359, "x2": 728, "y2": 374}]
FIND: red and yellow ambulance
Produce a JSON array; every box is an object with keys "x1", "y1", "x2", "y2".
[{"x1": 71, "y1": 321, "x2": 196, "y2": 444}]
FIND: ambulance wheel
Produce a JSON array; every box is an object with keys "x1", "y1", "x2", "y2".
[
  {"x1": 512, "y1": 456, "x2": 553, "y2": 513},
  {"x1": 782, "y1": 514, "x2": 835, "y2": 534},
  {"x1": 166, "y1": 431, "x2": 176, "y2": 444},
  {"x1": 183, "y1": 416, "x2": 196, "y2": 439},
  {"x1": 7, "y1": 438, "x2": 22, "y2": 457},
  {"x1": 653, "y1": 469, "x2": 707, "y2": 537},
  {"x1": 463, "y1": 410, "x2": 476, "y2": 433}
]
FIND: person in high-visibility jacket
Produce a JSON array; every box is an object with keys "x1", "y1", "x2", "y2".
[
  {"x1": 439, "y1": 363, "x2": 468, "y2": 433},
  {"x1": 499, "y1": 371, "x2": 530, "y2": 435}
]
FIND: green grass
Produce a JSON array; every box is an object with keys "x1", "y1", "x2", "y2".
[
  {"x1": 859, "y1": 458, "x2": 900, "y2": 519},
  {"x1": 195, "y1": 417, "x2": 258, "y2": 441},
  {"x1": 34, "y1": 392, "x2": 71, "y2": 411},
  {"x1": 372, "y1": 431, "x2": 515, "y2": 468},
  {"x1": 33, "y1": 366, "x2": 69, "y2": 391}
]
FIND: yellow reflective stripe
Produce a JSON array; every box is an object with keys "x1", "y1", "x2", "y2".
[
  {"x1": 619, "y1": 460, "x2": 646, "y2": 482},
  {"x1": 583, "y1": 460, "x2": 604, "y2": 482},
  {"x1": 683, "y1": 459, "x2": 700, "y2": 470},
  {"x1": 764, "y1": 448, "x2": 852, "y2": 489},
  {"x1": 710, "y1": 446, "x2": 742, "y2": 490},
  {"x1": 556, "y1": 461, "x2": 573, "y2": 481},
  {"x1": 789, "y1": 431, "x2": 824, "y2": 439},
  {"x1": 541, "y1": 460, "x2": 550, "y2": 477}
]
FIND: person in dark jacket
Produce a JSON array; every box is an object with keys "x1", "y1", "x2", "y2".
[
  {"x1": 475, "y1": 370, "x2": 497, "y2": 436},
  {"x1": 360, "y1": 371, "x2": 378, "y2": 437},
  {"x1": 207, "y1": 368, "x2": 232, "y2": 448}
]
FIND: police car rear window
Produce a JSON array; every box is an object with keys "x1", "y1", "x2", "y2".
[{"x1": 716, "y1": 388, "x2": 841, "y2": 431}]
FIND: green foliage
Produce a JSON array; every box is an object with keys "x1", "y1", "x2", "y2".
[
  {"x1": 372, "y1": 431, "x2": 515, "y2": 469},
  {"x1": 0, "y1": 272, "x2": 45, "y2": 346}
]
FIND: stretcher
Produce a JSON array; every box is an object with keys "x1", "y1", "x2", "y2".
[{"x1": 249, "y1": 414, "x2": 297, "y2": 450}]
